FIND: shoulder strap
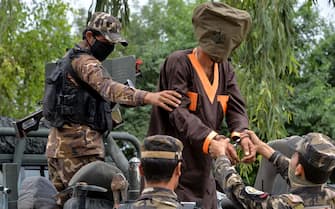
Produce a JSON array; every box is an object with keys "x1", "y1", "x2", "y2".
[{"x1": 64, "y1": 48, "x2": 103, "y2": 100}]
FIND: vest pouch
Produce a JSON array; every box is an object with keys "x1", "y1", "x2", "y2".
[
  {"x1": 69, "y1": 91, "x2": 97, "y2": 127},
  {"x1": 86, "y1": 96, "x2": 97, "y2": 123},
  {"x1": 58, "y1": 94, "x2": 76, "y2": 115},
  {"x1": 70, "y1": 92, "x2": 112, "y2": 132},
  {"x1": 43, "y1": 65, "x2": 63, "y2": 124}
]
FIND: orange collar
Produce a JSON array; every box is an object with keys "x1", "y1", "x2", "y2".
[{"x1": 188, "y1": 49, "x2": 219, "y2": 103}]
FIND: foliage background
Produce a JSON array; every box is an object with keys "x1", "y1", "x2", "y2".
[{"x1": 0, "y1": 0, "x2": 334, "y2": 184}]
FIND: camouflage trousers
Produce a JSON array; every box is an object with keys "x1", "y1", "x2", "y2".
[{"x1": 48, "y1": 155, "x2": 104, "y2": 206}]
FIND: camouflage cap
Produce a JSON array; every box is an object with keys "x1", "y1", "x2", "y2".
[
  {"x1": 192, "y1": 2, "x2": 251, "y2": 62},
  {"x1": 288, "y1": 133, "x2": 335, "y2": 172},
  {"x1": 141, "y1": 135, "x2": 183, "y2": 160},
  {"x1": 87, "y1": 12, "x2": 128, "y2": 46}
]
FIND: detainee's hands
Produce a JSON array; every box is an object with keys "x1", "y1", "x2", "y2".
[
  {"x1": 145, "y1": 90, "x2": 181, "y2": 111},
  {"x1": 209, "y1": 137, "x2": 228, "y2": 157},
  {"x1": 239, "y1": 130, "x2": 256, "y2": 163},
  {"x1": 209, "y1": 136, "x2": 239, "y2": 165}
]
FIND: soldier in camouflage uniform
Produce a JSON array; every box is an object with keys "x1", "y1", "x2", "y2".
[
  {"x1": 44, "y1": 12, "x2": 181, "y2": 206},
  {"x1": 209, "y1": 131, "x2": 335, "y2": 209},
  {"x1": 131, "y1": 135, "x2": 184, "y2": 209}
]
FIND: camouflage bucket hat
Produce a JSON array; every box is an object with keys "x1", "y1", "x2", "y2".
[
  {"x1": 141, "y1": 135, "x2": 183, "y2": 160},
  {"x1": 288, "y1": 133, "x2": 335, "y2": 172},
  {"x1": 88, "y1": 12, "x2": 128, "y2": 46},
  {"x1": 192, "y1": 2, "x2": 251, "y2": 62}
]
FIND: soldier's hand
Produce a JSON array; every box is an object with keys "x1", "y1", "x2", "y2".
[
  {"x1": 144, "y1": 90, "x2": 181, "y2": 111},
  {"x1": 244, "y1": 130, "x2": 275, "y2": 159},
  {"x1": 239, "y1": 131, "x2": 256, "y2": 163},
  {"x1": 243, "y1": 130, "x2": 266, "y2": 153}
]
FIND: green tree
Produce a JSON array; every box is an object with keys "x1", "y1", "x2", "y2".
[
  {"x1": 312, "y1": 0, "x2": 335, "y2": 7},
  {"x1": 87, "y1": 0, "x2": 130, "y2": 26},
  {"x1": 286, "y1": 31, "x2": 335, "y2": 139},
  {"x1": 283, "y1": 1, "x2": 335, "y2": 139},
  {"x1": 0, "y1": 0, "x2": 75, "y2": 118}
]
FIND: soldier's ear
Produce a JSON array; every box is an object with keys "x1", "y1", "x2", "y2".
[
  {"x1": 85, "y1": 30, "x2": 95, "y2": 45},
  {"x1": 295, "y1": 164, "x2": 305, "y2": 177}
]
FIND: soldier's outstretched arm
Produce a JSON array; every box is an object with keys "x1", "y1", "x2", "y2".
[
  {"x1": 243, "y1": 130, "x2": 275, "y2": 159},
  {"x1": 73, "y1": 55, "x2": 181, "y2": 111},
  {"x1": 244, "y1": 130, "x2": 290, "y2": 181},
  {"x1": 213, "y1": 155, "x2": 303, "y2": 209}
]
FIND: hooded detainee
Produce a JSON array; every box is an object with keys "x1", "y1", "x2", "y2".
[{"x1": 147, "y1": 2, "x2": 254, "y2": 209}]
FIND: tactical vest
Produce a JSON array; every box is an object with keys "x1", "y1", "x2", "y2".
[{"x1": 43, "y1": 47, "x2": 114, "y2": 132}]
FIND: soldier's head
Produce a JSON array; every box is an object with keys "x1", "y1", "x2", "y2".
[
  {"x1": 288, "y1": 133, "x2": 335, "y2": 184},
  {"x1": 140, "y1": 135, "x2": 183, "y2": 188},
  {"x1": 192, "y1": 2, "x2": 251, "y2": 63},
  {"x1": 83, "y1": 12, "x2": 128, "y2": 61}
]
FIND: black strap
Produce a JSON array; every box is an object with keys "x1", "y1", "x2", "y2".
[{"x1": 64, "y1": 48, "x2": 103, "y2": 100}]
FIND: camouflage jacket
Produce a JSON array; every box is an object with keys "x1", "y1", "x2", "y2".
[
  {"x1": 46, "y1": 47, "x2": 148, "y2": 158},
  {"x1": 132, "y1": 187, "x2": 182, "y2": 209},
  {"x1": 214, "y1": 152, "x2": 335, "y2": 209}
]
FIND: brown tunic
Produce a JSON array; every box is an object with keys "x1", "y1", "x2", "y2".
[{"x1": 147, "y1": 48, "x2": 249, "y2": 209}]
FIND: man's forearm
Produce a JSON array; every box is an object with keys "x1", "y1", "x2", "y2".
[
  {"x1": 214, "y1": 156, "x2": 238, "y2": 186},
  {"x1": 214, "y1": 156, "x2": 267, "y2": 209},
  {"x1": 256, "y1": 142, "x2": 275, "y2": 160}
]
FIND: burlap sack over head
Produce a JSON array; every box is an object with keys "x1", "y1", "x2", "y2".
[{"x1": 192, "y1": 2, "x2": 252, "y2": 62}]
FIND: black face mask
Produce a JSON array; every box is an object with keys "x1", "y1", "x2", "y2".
[{"x1": 90, "y1": 38, "x2": 115, "y2": 61}]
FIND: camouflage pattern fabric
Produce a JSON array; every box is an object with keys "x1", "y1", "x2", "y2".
[
  {"x1": 288, "y1": 132, "x2": 335, "y2": 172},
  {"x1": 47, "y1": 155, "x2": 103, "y2": 192},
  {"x1": 45, "y1": 11, "x2": 150, "y2": 208},
  {"x1": 48, "y1": 155, "x2": 103, "y2": 206},
  {"x1": 46, "y1": 124, "x2": 104, "y2": 158},
  {"x1": 130, "y1": 136, "x2": 183, "y2": 209},
  {"x1": 46, "y1": 50, "x2": 148, "y2": 159},
  {"x1": 214, "y1": 153, "x2": 335, "y2": 209},
  {"x1": 142, "y1": 135, "x2": 184, "y2": 158},
  {"x1": 132, "y1": 187, "x2": 182, "y2": 209},
  {"x1": 70, "y1": 52, "x2": 147, "y2": 108},
  {"x1": 46, "y1": 17, "x2": 149, "y2": 207},
  {"x1": 87, "y1": 12, "x2": 128, "y2": 46}
]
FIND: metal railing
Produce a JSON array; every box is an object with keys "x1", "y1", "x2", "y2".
[{"x1": 0, "y1": 126, "x2": 141, "y2": 209}]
